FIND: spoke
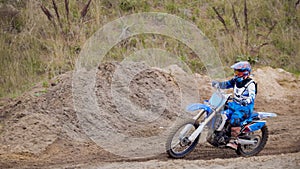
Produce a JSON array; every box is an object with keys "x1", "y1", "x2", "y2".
[
  {"x1": 172, "y1": 132, "x2": 193, "y2": 153},
  {"x1": 241, "y1": 131, "x2": 262, "y2": 152},
  {"x1": 171, "y1": 140, "x2": 180, "y2": 149}
]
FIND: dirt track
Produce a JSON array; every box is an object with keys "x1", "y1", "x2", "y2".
[{"x1": 0, "y1": 63, "x2": 299, "y2": 168}]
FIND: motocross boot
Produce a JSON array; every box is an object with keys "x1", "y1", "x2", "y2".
[{"x1": 226, "y1": 127, "x2": 241, "y2": 150}]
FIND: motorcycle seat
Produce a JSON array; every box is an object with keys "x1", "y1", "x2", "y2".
[{"x1": 241, "y1": 112, "x2": 259, "y2": 126}]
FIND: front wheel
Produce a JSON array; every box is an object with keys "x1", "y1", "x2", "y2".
[
  {"x1": 236, "y1": 125, "x2": 269, "y2": 157},
  {"x1": 166, "y1": 119, "x2": 200, "y2": 158}
]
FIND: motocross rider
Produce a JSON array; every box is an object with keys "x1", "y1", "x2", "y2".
[{"x1": 212, "y1": 61, "x2": 256, "y2": 150}]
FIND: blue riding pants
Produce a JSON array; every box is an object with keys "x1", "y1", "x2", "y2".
[{"x1": 225, "y1": 102, "x2": 254, "y2": 127}]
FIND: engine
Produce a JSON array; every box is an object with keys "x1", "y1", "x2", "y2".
[{"x1": 207, "y1": 121, "x2": 231, "y2": 147}]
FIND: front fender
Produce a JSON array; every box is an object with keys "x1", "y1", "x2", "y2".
[{"x1": 186, "y1": 103, "x2": 212, "y2": 114}]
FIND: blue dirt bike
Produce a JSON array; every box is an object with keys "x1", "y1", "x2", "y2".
[{"x1": 166, "y1": 85, "x2": 277, "y2": 158}]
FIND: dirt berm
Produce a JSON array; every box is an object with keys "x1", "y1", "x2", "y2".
[{"x1": 0, "y1": 62, "x2": 299, "y2": 168}]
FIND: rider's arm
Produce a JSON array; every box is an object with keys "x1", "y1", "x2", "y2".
[
  {"x1": 244, "y1": 82, "x2": 256, "y2": 104},
  {"x1": 219, "y1": 78, "x2": 235, "y2": 89}
]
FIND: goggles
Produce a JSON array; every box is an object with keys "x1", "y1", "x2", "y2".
[{"x1": 234, "y1": 70, "x2": 245, "y2": 77}]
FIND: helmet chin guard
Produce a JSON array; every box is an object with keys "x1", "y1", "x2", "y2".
[{"x1": 235, "y1": 77, "x2": 244, "y2": 82}]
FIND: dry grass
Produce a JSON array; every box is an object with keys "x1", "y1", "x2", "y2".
[{"x1": 0, "y1": 0, "x2": 299, "y2": 98}]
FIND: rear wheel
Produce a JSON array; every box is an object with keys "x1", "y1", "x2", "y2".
[
  {"x1": 236, "y1": 125, "x2": 268, "y2": 157},
  {"x1": 166, "y1": 119, "x2": 200, "y2": 158}
]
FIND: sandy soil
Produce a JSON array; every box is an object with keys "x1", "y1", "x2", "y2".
[{"x1": 0, "y1": 63, "x2": 299, "y2": 169}]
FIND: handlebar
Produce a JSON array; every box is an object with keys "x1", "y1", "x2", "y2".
[{"x1": 212, "y1": 82, "x2": 222, "y2": 93}]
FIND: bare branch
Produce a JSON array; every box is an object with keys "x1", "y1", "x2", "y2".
[
  {"x1": 64, "y1": 0, "x2": 71, "y2": 34},
  {"x1": 52, "y1": 0, "x2": 60, "y2": 20},
  {"x1": 81, "y1": 0, "x2": 92, "y2": 18},
  {"x1": 41, "y1": 4, "x2": 53, "y2": 21},
  {"x1": 266, "y1": 22, "x2": 277, "y2": 38},
  {"x1": 232, "y1": 4, "x2": 240, "y2": 29},
  {"x1": 41, "y1": 4, "x2": 57, "y2": 30},
  {"x1": 257, "y1": 42, "x2": 269, "y2": 49},
  {"x1": 65, "y1": 0, "x2": 69, "y2": 22},
  {"x1": 244, "y1": 0, "x2": 249, "y2": 49},
  {"x1": 52, "y1": 0, "x2": 63, "y2": 29},
  {"x1": 296, "y1": 0, "x2": 300, "y2": 8},
  {"x1": 212, "y1": 7, "x2": 229, "y2": 33}
]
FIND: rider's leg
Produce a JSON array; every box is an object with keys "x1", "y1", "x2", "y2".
[
  {"x1": 226, "y1": 102, "x2": 254, "y2": 150},
  {"x1": 230, "y1": 114, "x2": 242, "y2": 136},
  {"x1": 226, "y1": 112, "x2": 243, "y2": 150}
]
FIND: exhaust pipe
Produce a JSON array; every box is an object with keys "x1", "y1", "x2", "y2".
[{"x1": 237, "y1": 139, "x2": 257, "y2": 145}]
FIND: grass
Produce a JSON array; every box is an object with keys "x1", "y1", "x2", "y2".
[{"x1": 0, "y1": 0, "x2": 299, "y2": 98}]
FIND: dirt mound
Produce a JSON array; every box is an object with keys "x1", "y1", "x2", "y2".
[
  {"x1": 0, "y1": 64, "x2": 299, "y2": 168},
  {"x1": 254, "y1": 67, "x2": 300, "y2": 100},
  {"x1": 95, "y1": 62, "x2": 180, "y2": 138}
]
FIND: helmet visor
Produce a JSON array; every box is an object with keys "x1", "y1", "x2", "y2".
[{"x1": 234, "y1": 70, "x2": 245, "y2": 77}]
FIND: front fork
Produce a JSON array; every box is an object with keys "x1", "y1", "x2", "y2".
[
  {"x1": 188, "y1": 111, "x2": 216, "y2": 142},
  {"x1": 187, "y1": 104, "x2": 227, "y2": 143}
]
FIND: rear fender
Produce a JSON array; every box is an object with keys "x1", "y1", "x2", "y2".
[
  {"x1": 186, "y1": 103, "x2": 212, "y2": 115},
  {"x1": 257, "y1": 112, "x2": 277, "y2": 119}
]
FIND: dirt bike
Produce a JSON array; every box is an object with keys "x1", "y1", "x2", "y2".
[{"x1": 165, "y1": 85, "x2": 277, "y2": 158}]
